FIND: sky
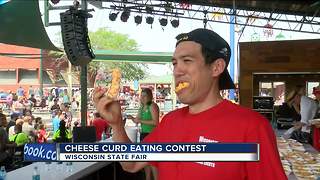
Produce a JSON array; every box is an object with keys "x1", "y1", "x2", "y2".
[{"x1": 41, "y1": 1, "x2": 320, "y2": 77}]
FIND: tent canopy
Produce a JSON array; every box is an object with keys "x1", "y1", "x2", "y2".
[
  {"x1": 94, "y1": 50, "x2": 173, "y2": 63},
  {"x1": 0, "y1": 0, "x2": 60, "y2": 51}
]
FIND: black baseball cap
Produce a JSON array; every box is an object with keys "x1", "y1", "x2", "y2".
[{"x1": 175, "y1": 28, "x2": 236, "y2": 90}]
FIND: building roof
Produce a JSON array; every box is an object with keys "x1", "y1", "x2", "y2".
[
  {"x1": 182, "y1": 1, "x2": 320, "y2": 17},
  {"x1": 139, "y1": 74, "x2": 173, "y2": 84}
]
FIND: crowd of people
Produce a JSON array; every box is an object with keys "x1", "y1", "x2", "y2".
[
  {"x1": 0, "y1": 86, "x2": 82, "y2": 112},
  {"x1": 0, "y1": 86, "x2": 83, "y2": 170}
]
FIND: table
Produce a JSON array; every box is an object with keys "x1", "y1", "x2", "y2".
[{"x1": 7, "y1": 161, "x2": 111, "y2": 180}]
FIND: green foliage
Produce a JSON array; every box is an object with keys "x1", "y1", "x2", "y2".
[
  {"x1": 88, "y1": 28, "x2": 146, "y2": 81},
  {"x1": 89, "y1": 28, "x2": 138, "y2": 51}
]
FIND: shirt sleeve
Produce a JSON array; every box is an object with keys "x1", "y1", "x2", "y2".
[
  {"x1": 300, "y1": 96, "x2": 317, "y2": 124},
  {"x1": 245, "y1": 115, "x2": 287, "y2": 180}
]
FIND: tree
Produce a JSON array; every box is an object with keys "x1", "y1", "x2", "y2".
[
  {"x1": 88, "y1": 28, "x2": 147, "y2": 87},
  {"x1": 52, "y1": 28, "x2": 147, "y2": 87}
]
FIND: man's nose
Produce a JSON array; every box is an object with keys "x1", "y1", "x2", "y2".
[{"x1": 173, "y1": 63, "x2": 184, "y2": 77}]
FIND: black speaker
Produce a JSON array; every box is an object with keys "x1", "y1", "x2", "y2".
[
  {"x1": 73, "y1": 126, "x2": 97, "y2": 142},
  {"x1": 253, "y1": 96, "x2": 274, "y2": 109},
  {"x1": 60, "y1": 7, "x2": 95, "y2": 66}
]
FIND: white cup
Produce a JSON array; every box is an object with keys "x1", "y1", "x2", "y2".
[{"x1": 125, "y1": 126, "x2": 138, "y2": 142}]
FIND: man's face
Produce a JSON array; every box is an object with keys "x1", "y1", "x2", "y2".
[
  {"x1": 314, "y1": 91, "x2": 320, "y2": 101},
  {"x1": 172, "y1": 41, "x2": 215, "y2": 105}
]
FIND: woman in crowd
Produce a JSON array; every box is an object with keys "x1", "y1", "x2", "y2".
[
  {"x1": 132, "y1": 88, "x2": 160, "y2": 141},
  {"x1": 130, "y1": 88, "x2": 159, "y2": 180},
  {"x1": 12, "y1": 96, "x2": 25, "y2": 117}
]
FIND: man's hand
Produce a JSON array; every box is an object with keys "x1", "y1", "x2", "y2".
[{"x1": 92, "y1": 87, "x2": 123, "y2": 128}]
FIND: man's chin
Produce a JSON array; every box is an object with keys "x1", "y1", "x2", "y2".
[{"x1": 177, "y1": 96, "x2": 191, "y2": 105}]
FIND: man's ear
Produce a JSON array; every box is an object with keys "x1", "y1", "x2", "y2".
[{"x1": 210, "y1": 58, "x2": 226, "y2": 77}]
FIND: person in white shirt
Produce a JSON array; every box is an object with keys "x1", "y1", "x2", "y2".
[
  {"x1": 299, "y1": 96, "x2": 317, "y2": 133},
  {"x1": 312, "y1": 85, "x2": 320, "y2": 118},
  {"x1": 22, "y1": 116, "x2": 35, "y2": 142},
  {"x1": 291, "y1": 95, "x2": 317, "y2": 144}
]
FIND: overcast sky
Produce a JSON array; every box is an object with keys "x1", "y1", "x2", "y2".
[{"x1": 41, "y1": 1, "x2": 320, "y2": 76}]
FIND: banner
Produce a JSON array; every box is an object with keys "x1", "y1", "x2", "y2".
[
  {"x1": 24, "y1": 143, "x2": 259, "y2": 162},
  {"x1": 58, "y1": 143, "x2": 259, "y2": 162},
  {"x1": 24, "y1": 143, "x2": 57, "y2": 161}
]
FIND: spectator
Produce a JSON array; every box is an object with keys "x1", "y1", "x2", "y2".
[
  {"x1": 131, "y1": 88, "x2": 159, "y2": 180},
  {"x1": 92, "y1": 112, "x2": 109, "y2": 141},
  {"x1": 28, "y1": 85, "x2": 34, "y2": 98},
  {"x1": 9, "y1": 124, "x2": 29, "y2": 146},
  {"x1": 131, "y1": 88, "x2": 160, "y2": 141},
  {"x1": 8, "y1": 118, "x2": 23, "y2": 137},
  {"x1": 16, "y1": 86, "x2": 24, "y2": 97},
  {"x1": 6, "y1": 114, "x2": 18, "y2": 134},
  {"x1": 71, "y1": 97, "x2": 79, "y2": 110},
  {"x1": 28, "y1": 94, "x2": 37, "y2": 107},
  {"x1": 277, "y1": 89, "x2": 301, "y2": 122},
  {"x1": 63, "y1": 89, "x2": 70, "y2": 106},
  {"x1": 6, "y1": 91, "x2": 13, "y2": 109},
  {"x1": 22, "y1": 116, "x2": 35, "y2": 142},
  {"x1": 52, "y1": 120, "x2": 72, "y2": 143},
  {"x1": 50, "y1": 99, "x2": 60, "y2": 112},
  {"x1": 0, "y1": 113, "x2": 16, "y2": 167},
  {"x1": 63, "y1": 106, "x2": 72, "y2": 128},
  {"x1": 37, "y1": 124, "x2": 49, "y2": 143},
  {"x1": 52, "y1": 110, "x2": 62, "y2": 133},
  {"x1": 34, "y1": 117, "x2": 42, "y2": 130},
  {"x1": 12, "y1": 97, "x2": 25, "y2": 116}
]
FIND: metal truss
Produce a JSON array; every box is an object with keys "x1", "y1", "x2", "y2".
[{"x1": 45, "y1": 0, "x2": 320, "y2": 34}]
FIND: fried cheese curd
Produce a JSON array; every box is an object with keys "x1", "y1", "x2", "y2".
[
  {"x1": 175, "y1": 82, "x2": 190, "y2": 93},
  {"x1": 105, "y1": 69, "x2": 121, "y2": 99}
]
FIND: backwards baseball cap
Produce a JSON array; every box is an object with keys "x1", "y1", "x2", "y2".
[{"x1": 175, "y1": 28, "x2": 236, "y2": 90}]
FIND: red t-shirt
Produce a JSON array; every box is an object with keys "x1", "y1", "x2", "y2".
[
  {"x1": 144, "y1": 100, "x2": 287, "y2": 180},
  {"x1": 38, "y1": 129, "x2": 47, "y2": 143},
  {"x1": 92, "y1": 118, "x2": 109, "y2": 141}
]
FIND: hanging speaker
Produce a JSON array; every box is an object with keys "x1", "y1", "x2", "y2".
[{"x1": 60, "y1": 7, "x2": 95, "y2": 66}]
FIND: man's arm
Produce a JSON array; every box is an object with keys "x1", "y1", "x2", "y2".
[
  {"x1": 93, "y1": 88, "x2": 149, "y2": 173},
  {"x1": 245, "y1": 115, "x2": 287, "y2": 180},
  {"x1": 300, "y1": 96, "x2": 317, "y2": 126}
]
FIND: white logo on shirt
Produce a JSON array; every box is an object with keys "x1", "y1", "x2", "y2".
[
  {"x1": 199, "y1": 136, "x2": 219, "y2": 143},
  {"x1": 195, "y1": 136, "x2": 218, "y2": 168}
]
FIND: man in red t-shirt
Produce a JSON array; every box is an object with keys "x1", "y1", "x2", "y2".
[
  {"x1": 92, "y1": 112, "x2": 109, "y2": 141},
  {"x1": 93, "y1": 29, "x2": 287, "y2": 180}
]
